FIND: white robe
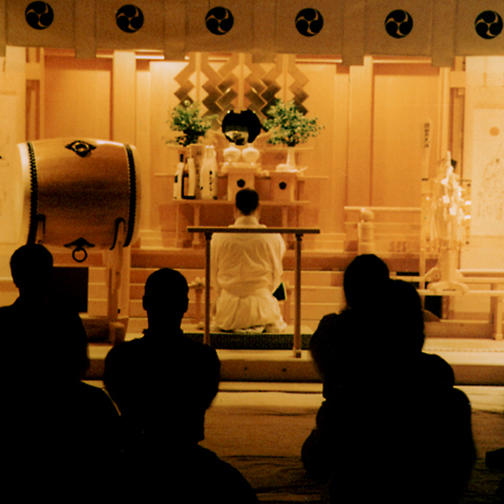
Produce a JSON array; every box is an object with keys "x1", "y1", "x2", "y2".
[{"x1": 211, "y1": 215, "x2": 287, "y2": 332}]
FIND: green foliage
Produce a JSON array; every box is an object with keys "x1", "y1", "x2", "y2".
[
  {"x1": 263, "y1": 99, "x2": 323, "y2": 147},
  {"x1": 168, "y1": 100, "x2": 216, "y2": 147}
]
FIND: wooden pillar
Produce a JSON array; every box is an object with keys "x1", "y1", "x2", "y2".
[
  {"x1": 203, "y1": 231, "x2": 212, "y2": 345},
  {"x1": 108, "y1": 51, "x2": 136, "y2": 327},
  {"x1": 346, "y1": 56, "x2": 373, "y2": 206},
  {"x1": 1, "y1": 46, "x2": 26, "y2": 144},
  {"x1": 112, "y1": 50, "x2": 136, "y2": 144},
  {"x1": 490, "y1": 285, "x2": 503, "y2": 340},
  {"x1": 293, "y1": 233, "x2": 303, "y2": 358}
]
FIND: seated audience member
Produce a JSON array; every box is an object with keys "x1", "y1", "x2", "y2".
[
  {"x1": 0, "y1": 244, "x2": 121, "y2": 494},
  {"x1": 302, "y1": 254, "x2": 392, "y2": 479},
  {"x1": 104, "y1": 268, "x2": 258, "y2": 503},
  {"x1": 303, "y1": 270, "x2": 475, "y2": 503},
  {"x1": 309, "y1": 254, "x2": 391, "y2": 390},
  {"x1": 486, "y1": 448, "x2": 504, "y2": 498},
  {"x1": 211, "y1": 188, "x2": 287, "y2": 333}
]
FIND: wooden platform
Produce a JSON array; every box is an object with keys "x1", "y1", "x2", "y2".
[
  {"x1": 131, "y1": 246, "x2": 435, "y2": 272},
  {"x1": 86, "y1": 330, "x2": 504, "y2": 386}
]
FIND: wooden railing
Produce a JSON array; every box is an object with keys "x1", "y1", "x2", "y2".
[
  {"x1": 395, "y1": 270, "x2": 504, "y2": 340},
  {"x1": 187, "y1": 226, "x2": 320, "y2": 357}
]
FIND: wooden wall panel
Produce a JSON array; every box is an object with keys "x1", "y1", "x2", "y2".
[
  {"x1": 44, "y1": 55, "x2": 111, "y2": 139},
  {"x1": 112, "y1": 51, "x2": 136, "y2": 144},
  {"x1": 149, "y1": 60, "x2": 187, "y2": 232},
  {"x1": 0, "y1": 47, "x2": 26, "y2": 278},
  {"x1": 372, "y1": 63, "x2": 440, "y2": 207},
  {"x1": 296, "y1": 61, "x2": 347, "y2": 234},
  {"x1": 38, "y1": 52, "x2": 466, "y2": 249},
  {"x1": 135, "y1": 61, "x2": 151, "y2": 230},
  {"x1": 0, "y1": 46, "x2": 26, "y2": 144},
  {"x1": 346, "y1": 56, "x2": 373, "y2": 206}
]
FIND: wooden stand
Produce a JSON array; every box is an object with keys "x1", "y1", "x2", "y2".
[
  {"x1": 104, "y1": 220, "x2": 130, "y2": 345},
  {"x1": 270, "y1": 172, "x2": 297, "y2": 201},
  {"x1": 227, "y1": 168, "x2": 256, "y2": 201}
]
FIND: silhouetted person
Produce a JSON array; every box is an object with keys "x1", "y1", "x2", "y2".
[
  {"x1": 309, "y1": 254, "x2": 391, "y2": 392},
  {"x1": 303, "y1": 265, "x2": 475, "y2": 503},
  {"x1": 104, "y1": 268, "x2": 258, "y2": 503},
  {"x1": 486, "y1": 448, "x2": 504, "y2": 498},
  {"x1": 1, "y1": 243, "x2": 121, "y2": 496}
]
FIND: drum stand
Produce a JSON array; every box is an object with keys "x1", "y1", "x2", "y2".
[{"x1": 104, "y1": 219, "x2": 130, "y2": 345}]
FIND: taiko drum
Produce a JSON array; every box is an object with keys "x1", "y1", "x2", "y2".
[{"x1": 16, "y1": 138, "x2": 140, "y2": 261}]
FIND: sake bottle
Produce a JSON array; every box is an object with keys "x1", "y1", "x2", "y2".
[
  {"x1": 200, "y1": 145, "x2": 217, "y2": 200},
  {"x1": 173, "y1": 153, "x2": 184, "y2": 200},
  {"x1": 182, "y1": 156, "x2": 196, "y2": 199}
]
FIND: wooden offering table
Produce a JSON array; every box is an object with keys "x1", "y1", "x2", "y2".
[{"x1": 187, "y1": 226, "x2": 320, "y2": 357}]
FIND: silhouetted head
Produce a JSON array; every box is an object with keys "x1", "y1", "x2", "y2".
[
  {"x1": 343, "y1": 254, "x2": 389, "y2": 309},
  {"x1": 143, "y1": 268, "x2": 189, "y2": 326},
  {"x1": 10, "y1": 243, "x2": 53, "y2": 293},
  {"x1": 235, "y1": 188, "x2": 259, "y2": 216},
  {"x1": 385, "y1": 279, "x2": 425, "y2": 354}
]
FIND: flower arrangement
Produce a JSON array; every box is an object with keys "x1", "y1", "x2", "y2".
[
  {"x1": 263, "y1": 99, "x2": 323, "y2": 147},
  {"x1": 168, "y1": 100, "x2": 216, "y2": 147}
]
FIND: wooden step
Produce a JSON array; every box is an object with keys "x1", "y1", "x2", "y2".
[
  {"x1": 130, "y1": 267, "x2": 205, "y2": 284},
  {"x1": 127, "y1": 317, "x2": 322, "y2": 335},
  {"x1": 129, "y1": 267, "x2": 344, "y2": 288},
  {"x1": 129, "y1": 299, "x2": 203, "y2": 318},
  {"x1": 88, "y1": 282, "x2": 107, "y2": 299},
  {"x1": 129, "y1": 282, "x2": 342, "y2": 304},
  {"x1": 87, "y1": 299, "x2": 108, "y2": 317},
  {"x1": 88, "y1": 267, "x2": 107, "y2": 283}
]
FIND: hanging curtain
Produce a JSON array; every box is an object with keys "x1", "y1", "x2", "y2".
[
  {"x1": 96, "y1": 0, "x2": 164, "y2": 50},
  {"x1": 431, "y1": 0, "x2": 456, "y2": 67},
  {"x1": 185, "y1": 0, "x2": 253, "y2": 52},
  {"x1": 455, "y1": 0, "x2": 504, "y2": 55},
  {"x1": 273, "y1": 0, "x2": 343, "y2": 55},
  {"x1": 364, "y1": 0, "x2": 433, "y2": 57},
  {"x1": 163, "y1": 0, "x2": 186, "y2": 60},
  {"x1": 7, "y1": 0, "x2": 75, "y2": 48},
  {"x1": 0, "y1": 1, "x2": 503, "y2": 63}
]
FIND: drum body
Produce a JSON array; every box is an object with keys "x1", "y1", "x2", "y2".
[{"x1": 17, "y1": 138, "x2": 140, "y2": 260}]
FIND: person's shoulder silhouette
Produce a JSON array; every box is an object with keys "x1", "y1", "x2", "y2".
[
  {"x1": 2, "y1": 244, "x2": 123, "y2": 497},
  {"x1": 104, "y1": 268, "x2": 220, "y2": 449},
  {"x1": 1, "y1": 243, "x2": 88, "y2": 381}
]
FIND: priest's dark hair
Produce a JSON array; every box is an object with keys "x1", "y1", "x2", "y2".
[{"x1": 235, "y1": 188, "x2": 259, "y2": 216}]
